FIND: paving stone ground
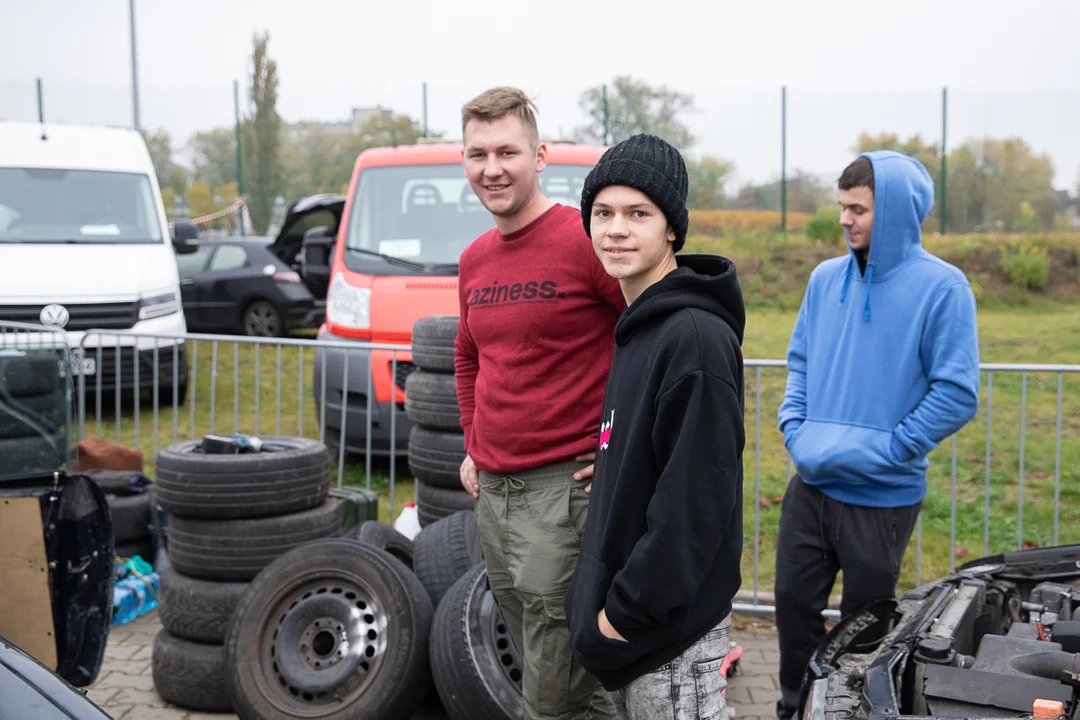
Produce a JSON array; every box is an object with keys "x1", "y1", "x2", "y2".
[{"x1": 86, "y1": 610, "x2": 782, "y2": 720}]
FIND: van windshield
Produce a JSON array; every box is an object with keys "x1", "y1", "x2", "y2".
[
  {"x1": 0, "y1": 168, "x2": 164, "y2": 244},
  {"x1": 344, "y1": 163, "x2": 591, "y2": 267}
]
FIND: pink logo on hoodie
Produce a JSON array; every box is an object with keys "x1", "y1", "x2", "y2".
[{"x1": 598, "y1": 409, "x2": 614, "y2": 451}]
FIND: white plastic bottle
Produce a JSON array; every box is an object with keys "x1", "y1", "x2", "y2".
[{"x1": 394, "y1": 501, "x2": 422, "y2": 540}]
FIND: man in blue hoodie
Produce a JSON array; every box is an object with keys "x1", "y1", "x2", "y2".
[{"x1": 774, "y1": 150, "x2": 980, "y2": 720}]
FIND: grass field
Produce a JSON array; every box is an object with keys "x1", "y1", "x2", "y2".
[{"x1": 78, "y1": 305, "x2": 1080, "y2": 599}]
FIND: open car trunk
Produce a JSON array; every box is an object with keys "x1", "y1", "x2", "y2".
[{"x1": 801, "y1": 544, "x2": 1080, "y2": 720}]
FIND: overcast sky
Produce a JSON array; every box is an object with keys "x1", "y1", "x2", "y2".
[{"x1": 2, "y1": 0, "x2": 1079, "y2": 190}]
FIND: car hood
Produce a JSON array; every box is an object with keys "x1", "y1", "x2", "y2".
[{"x1": 0, "y1": 243, "x2": 178, "y2": 303}]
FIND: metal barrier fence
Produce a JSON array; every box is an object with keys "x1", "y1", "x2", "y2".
[{"x1": 2, "y1": 323, "x2": 1077, "y2": 616}]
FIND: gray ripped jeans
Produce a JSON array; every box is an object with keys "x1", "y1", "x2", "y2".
[{"x1": 611, "y1": 615, "x2": 732, "y2": 720}]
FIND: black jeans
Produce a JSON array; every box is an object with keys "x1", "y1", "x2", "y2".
[{"x1": 773, "y1": 475, "x2": 921, "y2": 720}]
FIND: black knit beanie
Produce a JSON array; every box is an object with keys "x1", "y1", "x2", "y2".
[{"x1": 580, "y1": 133, "x2": 690, "y2": 252}]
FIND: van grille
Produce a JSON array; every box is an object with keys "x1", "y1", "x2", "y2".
[{"x1": 0, "y1": 302, "x2": 138, "y2": 331}]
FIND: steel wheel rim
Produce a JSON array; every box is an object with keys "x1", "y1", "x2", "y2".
[
  {"x1": 478, "y1": 588, "x2": 522, "y2": 689},
  {"x1": 251, "y1": 575, "x2": 389, "y2": 716}
]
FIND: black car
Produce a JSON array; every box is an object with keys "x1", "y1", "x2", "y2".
[
  {"x1": 800, "y1": 544, "x2": 1080, "y2": 720},
  {"x1": 176, "y1": 194, "x2": 345, "y2": 337}
]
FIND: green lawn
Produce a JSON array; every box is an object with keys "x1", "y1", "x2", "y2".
[{"x1": 80, "y1": 306, "x2": 1080, "y2": 598}]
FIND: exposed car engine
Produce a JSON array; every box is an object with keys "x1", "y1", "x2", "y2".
[{"x1": 801, "y1": 545, "x2": 1080, "y2": 720}]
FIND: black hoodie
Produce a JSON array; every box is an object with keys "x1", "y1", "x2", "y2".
[{"x1": 565, "y1": 254, "x2": 746, "y2": 691}]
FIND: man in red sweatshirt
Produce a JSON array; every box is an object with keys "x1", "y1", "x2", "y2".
[{"x1": 454, "y1": 86, "x2": 624, "y2": 719}]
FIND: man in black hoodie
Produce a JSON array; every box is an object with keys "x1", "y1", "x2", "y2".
[{"x1": 565, "y1": 133, "x2": 746, "y2": 720}]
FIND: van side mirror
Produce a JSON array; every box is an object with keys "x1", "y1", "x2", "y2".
[
  {"x1": 300, "y1": 225, "x2": 334, "y2": 283},
  {"x1": 171, "y1": 220, "x2": 199, "y2": 255}
]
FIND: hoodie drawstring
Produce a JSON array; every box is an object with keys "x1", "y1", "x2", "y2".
[
  {"x1": 839, "y1": 259, "x2": 853, "y2": 305},
  {"x1": 863, "y1": 264, "x2": 873, "y2": 321},
  {"x1": 838, "y1": 258, "x2": 873, "y2": 322}
]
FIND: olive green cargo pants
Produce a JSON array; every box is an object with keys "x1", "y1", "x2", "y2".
[{"x1": 477, "y1": 460, "x2": 617, "y2": 720}]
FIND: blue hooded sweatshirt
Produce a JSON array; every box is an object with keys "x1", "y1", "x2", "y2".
[{"x1": 777, "y1": 150, "x2": 980, "y2": 508}]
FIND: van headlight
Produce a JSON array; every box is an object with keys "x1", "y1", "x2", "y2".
[
  {"x1": 327, "y1": 273, "x2": 371, "y2": 330},
  {"x1": 138, "y1": 290, "x2": 180, "y2": 320}
]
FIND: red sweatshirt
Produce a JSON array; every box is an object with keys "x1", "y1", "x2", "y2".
[{"x1": 454, "y1": 204, "x2": 625, "y2": 474}]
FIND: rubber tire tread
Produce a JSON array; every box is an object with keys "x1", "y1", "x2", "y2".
[
  {"x1": 410, "y1": 315, "x2": 459, "y2": 373},
  {"x1": 0, "y1": 434, "x2": 67, "y2": 478},
  {"x1": 412, "y1": 509, "x2": 482, "y2": 606},
  {"x1": 346, "y1": 520, "x2": 415, "y2": 570},
  {"x1": 151, "y1": 630, "x2": 232, "y2": 712},
  {"x1": 166, "y1": 499, "x2": 342, "y2": 582},
  {"x1": 0, "y1": 355, "x2": 63, "y2": 398},
  {"x1": 158, "y1": 566, "x2": 248, "y2": 644},
  {"x1": 85, "y1": 469, "x2": 146, "y2": 496},
  {"x1": 407, "y1": 426, "x2": 465, "y2": 490},
  {"x1": 107, "y1": 493, "x2": 152, "y2": 543},
  {"x1": 0, "y1": 391, "x2": 69, "y2": 440},
  {"x1": 415, "y1": 481, "x2": 476, "y2": 528},
  {"x1": 224, "y1": 539, "x2": 434, "y2": 720},
  {"x1": 430, "y1": 563, "x2": 523, "y2": 720},
  {"x1": 115, "y1": 539, "x2": 154, "y2": 562},
  {"x1": 154, "y1": 436, "x2": 330, "y2": 520},
  {"x1": 404, "y1": 371, "x2": 460, "y2": 431}
]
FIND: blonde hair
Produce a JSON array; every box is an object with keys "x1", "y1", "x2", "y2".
[{"x1": 461, "y1": 86, "x2": 540, "y2": 145}]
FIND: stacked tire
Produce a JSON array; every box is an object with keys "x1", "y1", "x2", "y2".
[
  {"x1": 149, "y1": 436, "x2": 342, "y2": 713},
  {"x1": 0, "y1": 351, "x2": 71, "y2": 478},
  {"x1": 406, "y1": 316, "x2": 475, "y2": 527},
  {"x1": 86, "y1": 470, "x2": 155, "y2": 561},
  {"x1": 219, "y1": 509, "x2": 523, "y2": 720}
]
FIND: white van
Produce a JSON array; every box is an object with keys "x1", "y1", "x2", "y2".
[{"x1": 0, "y1": 121, "x2": 192, "y2": 403}]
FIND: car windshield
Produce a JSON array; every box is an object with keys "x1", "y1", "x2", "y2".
[
  {"x1": 0, "y1": 167, "x2": 164, "y2": 244},
  {"x1": 344, "y1": 163, "x2": 591, "y2": 267}
]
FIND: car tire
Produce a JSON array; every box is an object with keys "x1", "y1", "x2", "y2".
[
  {"x1": 415, "y1": 481, "x2": 476, "y2": 528},
  {"x1": 404, "y1": 371, "x2": 460, "y2": 431},
  {"x1": 225, "y1": 539, "x2": 434, "y2": 720},
  {"x1": 151, "y1": 630, "x2": 232, "y2": 712},
  {"x1": 166, "y1": 498, "x2": 342, "y2": 582},
  {"x1": 158, "y1": 566, "x2": 249, "y2": 644},
  {"x1": 0, "y1": 354, "x2": 64, "y2": 398},
  {"x1": 107, "y1": 493, "x2": 152, "y2": 543},
  {"x1": 346, "y1": 520, "x2": 415, "y2": 570},
  {"x1": 412, "y1": 509, "x2": 483, "y2": 606},
  {"x1": 430, "y1": 563, "x2": 523, "y2": 720},
  {"x1": 0, "y1": 434, "x2": 68, "y2": 478},
  {"x1": 154, "y1": 436, "x2": 330, "y2": 520},
  {"x1": 0, "y1": 391, "x2": 70, "y2": 440},
  {"x1": 411, "y1": 315, "x2": 459, "y2": 373},
  {"x1": 408, "y1": 426, "x2": 466, "y2": 490},
  {"x1": 242, "y1": 299, "x2": 284, "y2": 337}
]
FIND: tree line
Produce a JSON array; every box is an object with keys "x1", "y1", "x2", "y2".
[{"x1": 145, "y1": 38, "x2": 1078, "y2": 236}]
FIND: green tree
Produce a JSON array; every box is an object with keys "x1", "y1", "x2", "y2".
[
  {"x1": 141, "y1": 128, "x2": 188, "y2": 195},
  {"x1": 731, "y1": 170, "x2": 834, "y2": 213},
  {"x1": 574, "y1": 76, "x2": 696, "y2": 149},
  {"x1": 242, "y1": 31, "x2": 284, "y2": 235},
  {"x1": 188, "y1": 128, "x2": 236, "y2": 189},
  {"x1": 686, "y1": 155, "x2": 733, "y2": 210}
]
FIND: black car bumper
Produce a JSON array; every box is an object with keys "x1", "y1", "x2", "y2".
[{"x1": 74, "y1": 343, "x2": 189, "y2": 398}]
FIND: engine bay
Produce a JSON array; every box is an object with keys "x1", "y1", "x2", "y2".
[{"x1": 802, "y1": 545, "x2": 1080, "y2": 720}]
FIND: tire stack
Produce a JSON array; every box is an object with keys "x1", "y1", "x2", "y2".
[
  {"x1": 406, "y1": 316, "x2": 475, "y2": 527},
  {"x1": 149, "y1": 436, "x2": 342, "y2": 713},
  {"x1": 220, "y1": 509, "x2": 524, "y2": 720},
  {"x1": 0, "y1": 351, "x2": 71, "y2": 478},
  {"x1": 85, "y1": 470, "x2": 155, "y2": 561}
]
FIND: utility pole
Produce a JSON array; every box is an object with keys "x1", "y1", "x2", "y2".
[
  {"x1": 235, "y1": 80, "x2": 245, "y2": 236},
  {"x1": 601, "y1": 84, "x2": 610, "y2": 145},
  {"x1": 940, "y1": 87, "x2": 948, "y2": 235},
  {"x1": 780, "y1": 85, "x2": 788, "y2": 233},
  {"x1": 129, "y1": 0, "x2": 140, "y2": 131},
  {"x1": 422, "y1": 82, "x2": 429, "y2": 137}
]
